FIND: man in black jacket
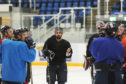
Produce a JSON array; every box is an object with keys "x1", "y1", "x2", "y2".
[
  {"x1": 42, "y1": 28, "x2": 72, "y2": 84},
  {"x1": 84, "y1": 21, "x2": 105, "y2": 80}
]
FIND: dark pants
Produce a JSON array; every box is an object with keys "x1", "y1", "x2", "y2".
[
  {"x1": 26, "y1": 62, "x2": 31, "y2": 82},
  {"x1": 3, "y1": 81, "x2": 24, "y2": 84},
  {"x1": 0, "y1": 79, "x2": 1, "y2": 84},
  {"x1": 122, "y1": 67, "x2": 126, "y2": 84},
  {"x1": 93, "y1": 71, "x2": 123, "y2": 84},
  {"x1": 46, "y1": 63, "x2": 67, "y2": 84},
  {"x1": 123, "y1": 73, "x2": 126, "y2": 84}
]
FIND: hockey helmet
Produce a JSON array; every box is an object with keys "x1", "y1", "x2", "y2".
[
  {"x1": 13, "y1": 29, "x2": 22, "y2": 39},
  {"x1": 1, "y1": 25, "x2": 12, "y2": 35},
  {"x1": 96, "y1": 21, "x2": 105, "y2": 30},
  {"x1": 105, "y1": 22, "x2": 118, "y2": 37}
]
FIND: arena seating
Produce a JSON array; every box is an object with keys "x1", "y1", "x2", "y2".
[
  {"x1": 111, "y1": 1, "x2": 126, "y2": 15},
  {"x1": 0, "y1": 0, "x2": 97, "y2": 26},
  {"x1": 34, "y1": 0, "x2": 97, "y2": 25}
]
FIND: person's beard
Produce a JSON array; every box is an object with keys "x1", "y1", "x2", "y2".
[{"x1": 56, "y1": 36, "x2": 61, "y2": 40}]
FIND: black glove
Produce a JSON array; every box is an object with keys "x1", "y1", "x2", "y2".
[
  {"x1": 42, "y1": 49, "x2": 55, "y2": 62},
  {"x1": 25, "y1": 38, "x2": 36, "y2": 48}
]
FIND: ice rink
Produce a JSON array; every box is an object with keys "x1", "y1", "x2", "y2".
[{"x1": 32, "y1": 66, "x2": 92, "y2": 84}]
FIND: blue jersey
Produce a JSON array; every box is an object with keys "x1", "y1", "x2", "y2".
[
  {"x1": 89, "y1": 37, "x2": 124, "y2": 64},
  {"x1": 0, "y1": 39, "x2": 36, "y2": 82}
]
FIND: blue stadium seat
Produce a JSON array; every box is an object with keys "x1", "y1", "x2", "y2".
[
  {"x1": 22, "y1": 0, "x2": 29, "y2": 7},
  {"x1": 61, "y1": 10, "x2": 66, "y2": 14},
  {"x1": 86, "y1": 9, "x2": 91, "y2": 15},
  {"x1": 72, "y1": 0, "x2": 79, "y2": 2},
  {"x1": 11, "y1": 0, "x2": 18, "y2": 3},
  {"x1": 86, "y1": 1, "x2": 92, "y2": 7},
  {"x1": 48, "y1": 3, "x2": 53, "y2": 7},
  {"x1": 40, "y1": 3, "x2": 47, "y2": 10},
  {"x1": 79, "y1": 1, "x2": 85, "y2": 7},
  {"x1": 65, "y1": 10, "x2": 71, "y2": 14},
  {"x1": 36, "y1": 3, "x2": 41, "y2": 8},
  {"x1": 93, "y1": 0, "x2": 97, "y2": 7},
  {"x1": 113, "y1": 4, "x2": 120, "y2": 9},
  {"x1": 54, "y1": 0, "x2": 60, "y2": 2},
  {"x1": 47, "y1": 3, "x2": 53, "y2": 10},
  {"x1": 123, "y1": 1, "x2": 126, "y2": 5},
  {"x1": 123, "y1": 1, "x2": 126, "y2": 11},
  {"x1": 36, "y1": 0, "x2": 42, "y2": 3},
  {"x1": 54, "y1": 2, "x2": 59, "y2": 7},
  {"x1": 53, "y1": 3, "x2": 59, "y2": 10},
  {"x1": 46, "y1": 11, "x2": 52, "y2": 14},
  {"x1": 41, "y1": 3, "x2": 47, "y2": 7},
  {"x1": 79, "y1": 0, "x2": 88, "y2": 1},
  {"x1": 47, "y1": 7, "x2": 53, "y2": 11},
  {"x1": 61, "y1": 0, "x2": 67, "y2": 2},
  {"x1": 33, "y1": 16, "x2": 42, "y2": 25},
  {"x1": 73, "y1": 2, "x2": 78, "y2": 7},
  {"x1": 48, "y1": 0, "x2": 54, "y2": 2},
  {"x1": 53, "y1": 7, "x2": 59, "y2": 11},
  {"x1": 40, "y1": 6, "x2": 46, "y2": 11},
  {"x1": 22, "y1": 0, "x2": 29, "y2": 3},
  {"x1": 66, "y1": 2, "x2": 72, "y2": 7},
  {"x1": 40, "y1": 10, "x2": 45, "y2": 14},
  {"x1": 60, "y1": 2, "x2": 65, "y2": 7},
  {"x1": 112, "y1": 4, "x2": 120, "y2": 11},
  {"x1": 53, "y1": 10, "x2": 59, "y2": 14},
  {"x1": 50, "y1": 20, "x2": 54, "y2": 25},
  {"x1": 11, "y1": 0, "x2": 19, "y2": 7},
  {"x1": 123, "y1": 5, "x2": 126, "y2": 11},
  {"x1": 78, "y1": 10, "x2": 83, "y2": 18},
  {"x1": 42, "y1": 0, "x2": 48, "y2": 3}
]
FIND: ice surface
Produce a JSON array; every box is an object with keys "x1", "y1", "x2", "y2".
[{"x1": 31, "y1": 66, "x2": 92, "y2": 84}]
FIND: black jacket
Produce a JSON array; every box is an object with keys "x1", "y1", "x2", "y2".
[
  {"x1": 86, "y1": 33, "x2": 102, "y2": 57},
  {"x1": 43, "y1": 35, "x2": 72, "y2": 65}
]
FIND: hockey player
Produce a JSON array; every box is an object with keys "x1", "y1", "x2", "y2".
[
  {"x1": 89, "y1": 22, "x2": 124, "y2": 84},
  {"x1": 42, "y1": 28, "x2": 72, "y2": 84},
  {"x1": 13, "y1": 28, "x2": 35, "y2": 84},
  {"x1": 0, "y1": 27, "x2": 36, "y2": 84},
  {"x1": 0, "y1": 26, "x2": 13, "y2": 84},
  {"x1": 23, "y1": 28, "x2": 35, "y2": 84},
  {"x1": 84, "y1": 21, "x2": 105, "y2": 80},
  {"x1": 117, "y1": 24, "x2": 126, "y2": 84}
]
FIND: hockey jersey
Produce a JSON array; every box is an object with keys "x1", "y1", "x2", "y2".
[
  {"x1": 121, "y1": 37, "x2": 126, "y2": 61},
  {"x1": 0, "y1": 39, "x2": 36, "y2": 82},
  {"x1": 89, "y1": 37, "x2": 124, "y2": 64},
  {"x1": 0, "y1": 39, "x2": 3, "y2": 64}
]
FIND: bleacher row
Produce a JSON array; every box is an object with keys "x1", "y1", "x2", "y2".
[
  {"x1": 0, "y1": 0, "x2": 97, "y2": 8},
  {"x1": 36, "y1": 0, "x2": 97, "y2": 26},
  {"x1": 0, "y1": 0, "x2": 97, "y2": 26},
  {"x1": 111, "y1": 1, "x2": 126, "y2": 15}
]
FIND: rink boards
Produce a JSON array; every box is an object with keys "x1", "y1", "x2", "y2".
[{"x1": 32, "y1": 43, "x2": 86, "y2": 66}]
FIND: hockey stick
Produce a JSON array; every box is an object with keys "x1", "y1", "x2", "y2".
[{"x1": 30, "y1": 63, "x2": 33, "y2": 84}]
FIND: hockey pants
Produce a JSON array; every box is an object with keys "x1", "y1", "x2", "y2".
[
  {"x1": 93, "y1": 71, "x2": 123, "y2": 84},
  {"x1": 47, "y1": 63, "x2": 67, "y2": 84}
]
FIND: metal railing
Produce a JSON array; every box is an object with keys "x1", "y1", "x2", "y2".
[{"x1": 21, "y1": 7, "x2": 97, "y2": 42}]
